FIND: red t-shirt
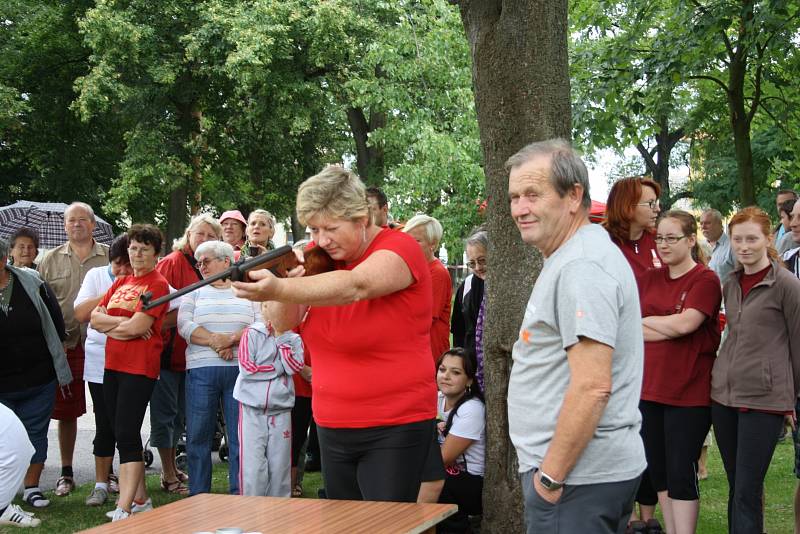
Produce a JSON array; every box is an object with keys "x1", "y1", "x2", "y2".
[
  {"x1": 302, "y1": 228, "x2": 436, "y2": 428},
  {"x1": 639, "y1": 264, "x2": 722, "y2": 406},
  {"x1": 156, "y1": 248, "x2": 201, "y2": 371},
  {"x1": 100, "y1": 269, "x2": 170, "y2": 379},
  {"x1": 429, "y1": 259, "x2": 452, "y2": 362},
  {"x1": 740, "y1": 265, "x2": 771, "y2": 300},
  {"x1": 614, "y1": 232, "x2": 662, "y2": 279}
]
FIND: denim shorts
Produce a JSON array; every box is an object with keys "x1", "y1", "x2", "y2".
[{"x1": 0, "y1": 380, "x2": 57, "y2": 464}]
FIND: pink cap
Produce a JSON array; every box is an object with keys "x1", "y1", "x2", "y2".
[{"x1": 219, "y1": 210, "x2": 247, "y2": 226}]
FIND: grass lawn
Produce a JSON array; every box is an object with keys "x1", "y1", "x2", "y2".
[{"x1": 2, "y1": 440, "x2": 795, "y2": 533}]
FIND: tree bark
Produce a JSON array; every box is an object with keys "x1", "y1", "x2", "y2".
[
  {"x1": 728, "y1": 53, "x2": 755, "y2": 205},
  {"x1": 346, "y1": 106, "x2": 385, "y2": 185},
  {"x1": 458, "y1": 1, "x2": 571, "y2": 531}
]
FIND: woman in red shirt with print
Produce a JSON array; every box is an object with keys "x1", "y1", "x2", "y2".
[
  {"x1": 638, "y1": 210, "x2": 721, "y2": 534},
  {"x1": 233, "y1": 165, "x2": 440, "y2": 503},
  {"x1": 604, "y1": 176, "x2": 663, "y2": 278},
  {"x1": 91, "y1": 224, "x2": 169, "y2": 522}
]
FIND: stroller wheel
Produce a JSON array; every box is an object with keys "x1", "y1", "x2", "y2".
[
  {"x1": 219, "y1": 444, "x2": 228, "y2": 462},
  {"x1": 143, "y1": 449, "x2": 154, "y2": 467}
]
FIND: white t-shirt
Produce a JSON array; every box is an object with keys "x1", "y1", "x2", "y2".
[
  {"x1": 437, "y1": 391, "x2": 486, "y2": 477},
  {"x1": 75, "y1": 265, "x2": 180, "y2": 383}
]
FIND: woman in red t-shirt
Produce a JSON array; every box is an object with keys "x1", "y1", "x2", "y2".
[
  {"x1": 604, "y1": 176, "x2": 663, "y2": 278},
  {"x1": 90, "y1": 224, "x2": 169, "y2": 521},
  {"x1": 638, "y1": 210, "x2": 721, "y2": 534},
  {"x1": 233, "y1": 165, "x2": 440, "y2": 502}
]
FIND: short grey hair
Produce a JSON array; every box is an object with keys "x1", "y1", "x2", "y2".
[
  {"x1": 403, "y1": 214, "x2": 443, "y2": 247},
  {"x1": 0, "y1": 238, "x2": 8, "y2": 259},
  {"x1": 701, "y1": 208, "x2": 723, "y2": 224},
  {"x1": 249, "y1": 209, "x2": 276, "y2": 229},
  {"x1": 505, "y1": 138, "x2": 591, "y2": 210},
  {"x1": 194, "y1": 240, "x2": 235, "y2": 264},
  {"x1": 66, "y1": 201, "x2": 96, "y2": 223},
  {"x1": 465, "y1": 228, "x2": 488, "y2": 251}
]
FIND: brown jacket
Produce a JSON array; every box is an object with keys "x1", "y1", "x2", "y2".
[{"x1": 711, "y1": 261, "x2": 800, "y2": 412}]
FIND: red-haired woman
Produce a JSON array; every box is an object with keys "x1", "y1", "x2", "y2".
[
  {"x1": 638, "y1": 210, "x2": 721, "y2": 534},
  {"x1": 604, "y1": 176, "x2": 663, "y2": 277},
  {"x1": 711, "y1": 207, "x2": 800, "y2": 534},
  {"x1": 604, "y1": 176, "x2": 663, "y2": 524}
]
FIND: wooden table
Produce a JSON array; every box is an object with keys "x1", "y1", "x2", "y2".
[{"x1": 79, "y1": 494, "x2": 457, "y2": 534}]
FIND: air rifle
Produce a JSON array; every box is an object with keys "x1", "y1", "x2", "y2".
[{"x1": 141, "y1": 245, "x2": 301, "y2": 311}]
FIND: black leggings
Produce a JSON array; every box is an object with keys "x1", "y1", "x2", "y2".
[
  {"x1": 712, "y1": 403, "x2": 783, "y2": 534},
  {"x1": 290, "y1": 396, "x2": 313, "y2": 467},
  {"x1": 103, "y1": 370, "x2": 155, "y2": 464},
  {"x1": 318, "y1": 419, "x2": 435, "y2": 502},
  {"x1": 640, "y1": 401, "x2": 710, "y2": 500},
  {"x1": 88, "y1": 382, "x2": 116, "y2": 457}
]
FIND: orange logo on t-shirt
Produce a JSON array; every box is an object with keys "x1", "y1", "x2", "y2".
[
  {"x1": 107, "y1": 283, "x2": 148, "y2": 313},
  {"x1": 520, "y1": 329, "x2": 531, "y2": 343}
]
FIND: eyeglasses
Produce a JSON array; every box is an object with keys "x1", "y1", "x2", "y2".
[
  {"x1": 196, "y1": 258, "x2": 221, "y2": 269},
  {"x1": 637, "y1": 199, "x2": 660, "y2": 210},
  {"x1": 654, "y1": 235, "x2": 687, "y2": 244},
  {"x1": 466, "y1": 258, "x2": 487, "y2": 269}
]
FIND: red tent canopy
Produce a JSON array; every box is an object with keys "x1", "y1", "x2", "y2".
[{"x1": 590, "y1": 200, "x2": 606, "y2": 223}]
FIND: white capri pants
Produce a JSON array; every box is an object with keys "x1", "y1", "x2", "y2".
[{"x1": 0, "y1": 403, "x2": 35, "y2": 509}]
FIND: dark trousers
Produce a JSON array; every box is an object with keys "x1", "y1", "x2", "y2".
[
  {"x1": 712, "y1": 403, "x2": 783, "y2": 534},
  {"x1": 88, "y1": 382, "x2": 116, "y2": 457},
  {"x1": 318, "y1": 419, "x2": 435, "y2": 502},
  {"x1": 640, "y1": 401, "x2": 710, "y2": 500},
  {"x1": 290, "y1": 396, "x2": 313, "y2": 467},
  {"x1": 521, "y1": 469, "x2": 640, "y2": 534},
  {"x1": 438, "y1": 471, "x2": 483, "y2": 532},
  {"x1": 103, "y1": 370, "x2": 155, "y2": 464}
]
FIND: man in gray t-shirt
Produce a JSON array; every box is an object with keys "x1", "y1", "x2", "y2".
[{"x1": 506, "y1": 139, "x2": 646, "y2": 534}]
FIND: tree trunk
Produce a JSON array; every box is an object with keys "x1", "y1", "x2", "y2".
[
  {"x1": 635, "y1": 116, "x2": 685, "y2": 210},
  {"x1": 346, "y1": 106, "x2": 385, "y2": 185},
  {"x1": 728, "y1": 60, "x2": 755, "y2": 206},
  {"x1": 458, "y1": 1, "x2": 571, "y2": 532}
]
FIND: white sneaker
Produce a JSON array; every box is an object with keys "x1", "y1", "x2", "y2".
[
  {"x1": 110, "y1": 508, "x2": 130, "y2": 522},
  {"x1": 0, "y1": 503, "x2": 42, "y2": 527},
  {"x1": 105, "y1": 498, "x2": 152, "y2": 519}
]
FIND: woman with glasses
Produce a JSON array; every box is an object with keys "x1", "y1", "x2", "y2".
[
  {"x1": 604, "y1": 176, "x2": 662, "y2": 526},
  {"x1": 153, "y1": 213, "x2": 221, "y2": 494},
  {"x1": 711, "y1": 207, "x2": 800, "y2": 533},
  {"x1": 91, "y1": 224, "x2": 170, "y2": 521},
  {"x1": 637, "y1": 211, "x2": 722, "y2": 534},
  {"x1": 604, "y1": 176, "x2": 663, "y2": 278},
  {"x1": 451, "y1": 229, "x2": 487, "y2": 367},
  {"x1": 178, "y1": 240, "x2": 260, "y2": 496}
]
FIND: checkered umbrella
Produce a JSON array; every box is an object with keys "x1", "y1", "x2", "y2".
[{"x1": 0, "y1": 201, "x2": 115, "y2": 249}]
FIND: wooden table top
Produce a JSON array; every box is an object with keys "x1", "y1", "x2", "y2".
[{"x1": 79, "y1": 494, "x2": 458, "y2": 534}]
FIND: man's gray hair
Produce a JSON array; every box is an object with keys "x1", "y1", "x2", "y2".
[
  {"x1": 66, "y1": 201, "x2": 96, "y2": 222},
  {"x1": 505, "y1": 138, "x2": 592, "y2": 210},
  {"x1": 702, "y1": 208, "x2": 723, "y2": 224},
  {"x1": 194, "y1": 240, "x2": 235, "y2": 264},
  {"x1": 0, "y1": 238, "x2": 8, "y2": 259}
]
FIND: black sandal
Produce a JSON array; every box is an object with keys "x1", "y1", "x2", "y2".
[{"x1": 23, "y1": 491, "x2": 49, "y2": 508}]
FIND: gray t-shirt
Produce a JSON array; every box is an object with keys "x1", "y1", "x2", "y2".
[
  {"x1": 708, "y1": 232, "x2": 736, "y2": 285},
  {"x1": 507, "y1": 224, "x2": 646, "y2": 485}
]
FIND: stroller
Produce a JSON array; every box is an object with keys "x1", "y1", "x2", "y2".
[{"x1": 143, "y1": 401, "x2": 229, "y2": 469}]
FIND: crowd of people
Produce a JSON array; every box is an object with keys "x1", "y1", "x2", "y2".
[{"x1": 0, "y1": 140, "x2": 798, "y2": 534}]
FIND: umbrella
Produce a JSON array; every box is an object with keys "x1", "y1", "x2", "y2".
[{"x1": 0, "y1": 201, "x2": 115, "y2": 248}]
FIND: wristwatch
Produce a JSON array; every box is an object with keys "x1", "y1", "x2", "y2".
[{"x1": 538, "y1": 470, "x2": 565, "y2": 491}]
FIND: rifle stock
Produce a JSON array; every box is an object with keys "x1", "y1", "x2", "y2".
[{"x1": 141, "y1": 245, "x2": 300, "y2": 310}]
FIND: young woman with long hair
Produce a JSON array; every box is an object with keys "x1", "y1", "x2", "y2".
[
  {"x1": 637, "y1": 211, "x2": 722, "y2": 534},
  {"x1": 435, "y1": 348, "x2": 485, "y2": 533},
  {"x1": 711, "y1": 206, "x2": 800, "y2": 533}
]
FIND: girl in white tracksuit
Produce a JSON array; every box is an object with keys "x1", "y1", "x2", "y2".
[{"x1": 234, "y1": 313, "x2": 304, "y2": 497}]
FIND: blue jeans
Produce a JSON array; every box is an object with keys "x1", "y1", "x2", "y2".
[
  {"x1": 0, "y1": 380, "x2": 56, "y2": 464},
  {"x1": 185, "y1": 366, "x2": 240, "y2": 495}
]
